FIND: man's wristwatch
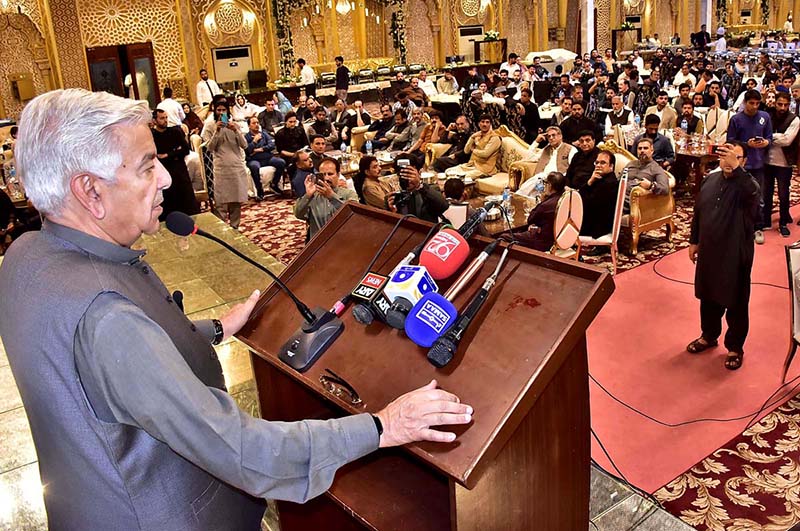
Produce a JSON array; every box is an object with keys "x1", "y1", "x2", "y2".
[
  {"x1": 211, "y1": 319, "x2": 224, "y2": 345},
  {"x1": 371, "y1": 414, "x2": 384, "y2": 436}
]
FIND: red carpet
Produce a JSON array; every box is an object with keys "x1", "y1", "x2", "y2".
[{"x1": 588, "y1": 205, "x2": 799, "y2": 496}]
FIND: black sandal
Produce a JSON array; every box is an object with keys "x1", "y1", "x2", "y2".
[
  {"x1": 686, "y1": 337, "x2": 718, "y2": 354},
  {"x1": 725, "y1": 351, "x2": 744, "y2": 370}
]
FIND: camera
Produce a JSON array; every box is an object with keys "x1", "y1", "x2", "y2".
[{"x1": 392, "y1": 190, "x2": 413, "y2": 208}]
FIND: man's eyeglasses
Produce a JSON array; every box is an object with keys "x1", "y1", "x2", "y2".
[{"x1": 319, "y1": 369, "x2": 363, "y2": 406}]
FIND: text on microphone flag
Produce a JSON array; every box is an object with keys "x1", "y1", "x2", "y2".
[
  {"x1": 424, "y1": 231, "x2": 463, "y2": 261},
  {"x1": 416, "y1": 300, "x2": 451, "y2": 333}
]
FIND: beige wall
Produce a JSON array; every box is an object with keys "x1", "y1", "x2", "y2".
[{"x1": 0, "y1": 14, "x2": 49, "y2": 120}]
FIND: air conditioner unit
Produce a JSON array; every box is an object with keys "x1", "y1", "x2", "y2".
[
  {"x1": 625, "y1": 15, "x2": 642, "y2": 29},
  {"x1": 458, "y1": 25, "x2": 483, "y2": 63},
  {"x1": 740, "y1": 10, "x2": 752, "y2": 24},
  {"x1": 213, "y1": 46, "x2": 253, "y2": 84}
]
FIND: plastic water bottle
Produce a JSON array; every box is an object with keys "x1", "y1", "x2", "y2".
[
  {"x1": 634, "y1": 114, "x2": 641, "y2": 128},
  {"x1": 365, "y1": 139, "x2": 373, "y2": 155},
  {"x1": 340, "y1": 141, "x2": 347, "y2": 153}
]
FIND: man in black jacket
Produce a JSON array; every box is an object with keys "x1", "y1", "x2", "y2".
[
  {"x1": 578, "y1": 150, "x2": 618, "y2": 238},
  {"x1": 432, "y1": 115, "x2": 472, "y2": 172},
  {"x1": 559, "y1": 100, "x2": 601, "y2": 144},
  {"x1": 335, "y1": 55, "x2": 350, "y2": 102},
  {"x1": 565, "y1": 131, "x2": 600, "y2": 189},
  {"x1": 386, "y1": 155, "x2": 448, "y2": 223},
  {"x1": 257, "y1": 99, "x2": 283, "y2": 135},
  {"x1": 151, "y1": 109, "x2": 199, "y2": 219}
]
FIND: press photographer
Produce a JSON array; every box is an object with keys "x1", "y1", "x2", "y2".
[{"x1": 385, "y1": 154, "x2": 448, "y2": 223}]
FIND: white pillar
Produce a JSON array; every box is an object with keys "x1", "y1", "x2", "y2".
[{"x1": 581, "y1": 0, "x2": 595, "y2": 53}]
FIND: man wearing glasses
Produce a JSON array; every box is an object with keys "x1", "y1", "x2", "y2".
[
  {"x1": 578, "y1": 150, "x2": 619, "y2": 239},
  {"x1": 517, "y1": 126, "x2": 576, "y2": 197},
  {"x1": 687, "y1": 142, "x2": 760, "y2": 371}
]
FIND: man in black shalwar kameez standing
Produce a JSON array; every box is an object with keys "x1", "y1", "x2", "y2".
[
  {"x1": 686, "y1": 141, "x2": 761, "y2": 370},
  {"x1": 152, "y1": 109, "x2": 200, "y2": 220}
]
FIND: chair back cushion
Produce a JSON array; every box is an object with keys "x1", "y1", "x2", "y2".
[
  {"x1": 495, "y1": 126, "x2": 529, "y2": 173},
  {"x1": 553, "y1": 189, "x2": 583, "y2": 250},
  {"x1": 443, "y1": 203, "x2": 468, "y2": 226}
]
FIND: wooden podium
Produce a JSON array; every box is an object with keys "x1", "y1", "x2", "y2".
[{"x1": 237, "y1": 204, "x2": 615, "y2": 530}]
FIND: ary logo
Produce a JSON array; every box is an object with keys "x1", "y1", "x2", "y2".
[
  {"x1": 424, "y1": 232, "x2": 461, "y2": 262},
  {"x1": 418, "y1": 300, "x2": 450, "y2": 333},
  {"x1": 353, "y1": 284, "x2": 377, "y2": 298}
]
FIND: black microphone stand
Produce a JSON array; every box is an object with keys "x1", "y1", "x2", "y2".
[{"x1": 190, "y1": 227, "x2": 343, "y2": 372}]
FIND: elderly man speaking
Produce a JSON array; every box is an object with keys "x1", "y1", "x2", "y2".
[{"x1": 0, "y1": 89, "x2": 473, "y2": 530}]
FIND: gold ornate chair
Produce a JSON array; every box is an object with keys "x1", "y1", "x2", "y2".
[
  {"x1": 600, "y1": 140, "x2": 676, "y2": 255},
  {"x1": 577, "y1": 174, "x2": 628, "y2": 274}
]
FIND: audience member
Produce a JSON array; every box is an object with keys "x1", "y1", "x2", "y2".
[
  {"x1": 765, "y1": 91, "x2": 797, "y2": 237},
  {"x1": 727, "y1": 89, "x2": 772, "y2": 244},
  {"x1": 518, "y1": 126, "x2": 576, "y2": 196},
  {"x1": 633, "y1": 114, "x2": 675, "y2": 170},
  {"x1": 294, "y1": 157, "x2": 358, "y2": 238},
  {"x1": 565, "y1": 131, "x2": 600, "y2": 189},
  {"x1": 358, "y1": 155, "x2": 396, "y2": 208},
  {"x1": 511, "y1": 171, "x2": 567, "y2": 251},
  {"x1": 578, "y1": 150, "x2": 619, "y2": 239},
  {"x1": 432, "y1": 115, "x2": 472, "y2": 172},
  {"x1": 204, "y1": 99, "x2": 250, "y2": 229},
  {"x1": 645, "y1": 91, "x2": 678, "y2": 130},
  {"x1": 257, "y1": 99, "x2": 284, "y2": 135},
  {"x1": 386, "y1": 155, "x2": 448, "y2": 223},
  {"x1": 244, "y1": 116, "x2": 286, "y2": 197},
  {"x1": 275, "y1": 111, "x2": 309, "y2": 161},
  {"x1": 156, "y1": 87, "x2": 184, "y2": 127},
  {"x1": 151, "y1": 110, "x2": 199, "y2": 219},
  {"x1": 622, "y1": 137, "x2": 670, "y2": 212},
  {"x1": 335, "y1": 56, "x2": 349, "y2": 102}
]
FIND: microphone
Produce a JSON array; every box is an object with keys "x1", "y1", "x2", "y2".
[
  {"x1": 427, "y1": 244, "x2": 512, "y2": 368},
  {"x1": 351, "y1": 221, "x2": 444, "y2": 326},
  {"x1": 165, "y1": 212, "x2": 343, "y2": 372},
  {"x1": 405, "y1": 239, "x2": 499, "y2": 347},
  {"x1": 418, "y1": 206, "x2": 495, "y2": 280},
  {"x1": 350, "y1": 271, "x2": 392, "y2": 325},
  {"x1": 383, "y1": 265, "x2": 438, "y2": 329}
]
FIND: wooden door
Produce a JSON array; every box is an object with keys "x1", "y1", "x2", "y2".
[
  {"x1": 85, "y1": 45, "x2": 124, "y2": 97},
  {"x1": 126, "y1": 42, "x2": 159, "y2": 108}
]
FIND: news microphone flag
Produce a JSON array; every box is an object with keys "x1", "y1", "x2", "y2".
[
  {"x1": 418, "y1": 228, "x2": 470, "y2": 280},
  {"x1": 404, "y1": 292, "x2": 458, "y2": 347}
]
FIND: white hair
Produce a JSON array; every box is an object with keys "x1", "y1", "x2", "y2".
[{"x1": 15, "y1": 88, "x2": 152, "y2": 216}]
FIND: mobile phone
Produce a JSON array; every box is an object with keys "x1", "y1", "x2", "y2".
[
  {"x1": 220, "y1": 113, "x2": 228, "y2": 124},
  {"x1": 709, "y1": 144, "x2": 723, "y2": 155},
  {"x1": 753, "y1": 136, "x2": 764, "y2": 143},
  {"x1": 314, "y1": 172, "x2": 325, "y2": 186},
  {"x1": 397, "y1": 159, "x2": 411, "y2": 168}
]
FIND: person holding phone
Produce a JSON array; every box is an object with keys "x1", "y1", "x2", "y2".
[
  {"x1": 385, "y1": 154, "x2": 448, "y2": 223},
  {"x1": 727, "y1": 89, "x2": 773, "y2": 244},
  {"x1": 202, "y1": 99, "x2": 251, "y2": 229},
  {"x1": 293, "y1": 157, "x2": 358, "y2": 238}
]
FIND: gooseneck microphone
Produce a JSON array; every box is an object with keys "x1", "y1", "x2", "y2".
[
  {"x1": 427, "y1": 244, "x2": 512, "y2": 368},
  {"x1": 166, "y1": 212, "x2": 342, "y2": 372}
]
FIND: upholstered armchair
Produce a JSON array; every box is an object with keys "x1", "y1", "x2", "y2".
[
  {"x1": 475, "y1": 125, "x2": 530, "y2": 195},
  {"x1": 600, "y1": 140, "x2": 676, "y2": 255},
  {"x1": 425, "y1": 142, "x2": 451, "y2": 169},
  {"x1": 350, "y1": 125, "x2": 375, "y2": 153}
]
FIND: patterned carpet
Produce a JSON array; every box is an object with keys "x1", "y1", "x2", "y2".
[
  {"x1": 655, "y1": 394, "x2": 800, "y2": 531},
  {"x1": 239, "y1": 195, "x2": 306, "y2": 265}
]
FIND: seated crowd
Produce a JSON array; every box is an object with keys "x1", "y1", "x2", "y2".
[{"x1": 8, "y1": 45, "x2": 785, "y2": 255}]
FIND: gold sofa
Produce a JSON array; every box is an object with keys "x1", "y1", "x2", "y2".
[{"x1": 425, "y1": 126, "x2": 530, "y2": 195}]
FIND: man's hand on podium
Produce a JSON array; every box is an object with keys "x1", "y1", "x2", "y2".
[{"x1": 375, "y1": 379, "x2": 473, "y2": 448}]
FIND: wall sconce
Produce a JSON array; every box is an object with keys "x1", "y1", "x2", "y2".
[{"x1": 335, "y1": 0, "x2": 351, "y2": 14}]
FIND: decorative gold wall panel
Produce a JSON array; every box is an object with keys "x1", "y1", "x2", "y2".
[
  {"x1": 365, "y1": 1, "x2": 387, "y2": 58},
  {"x1": 17, "y1": 0, "x2": 43, "y2": 34},
  {"x1": 191, "y1": 0, "x2": 268, "y2": 77},
  {"x1": 655, "y1": 0, "x2": 673, "y2": 43},
  {"x1": 49, "y1": 0, "x2": 89, "y2": 88},
  {"x1": 0, "y1": 15, "x2": 47, "y2": 119},
  {"x1": 291, "y1": 13, "x2": 318, "y2": 64},
  {"x1": 546, "y1": 0, "x2": 557, "y2": 47},
  {"x1": 406, "y1": 0, "x2": 435, "y2": 65},
  {"x1": 506, "y1": 0, "x2": 527, "y2": 55},
  {"x1": 337, "y1": 13, "x2": 357, "y2": 61},
  {"x1": 595, "y1": 0, "x2": 610, "y2": 50},
  {"x1": 77, "y1": 0, "x2": 184, "y2": 86},
  {"x1": 566, "y1": 0, "x2": 578, "y2": 51}
]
